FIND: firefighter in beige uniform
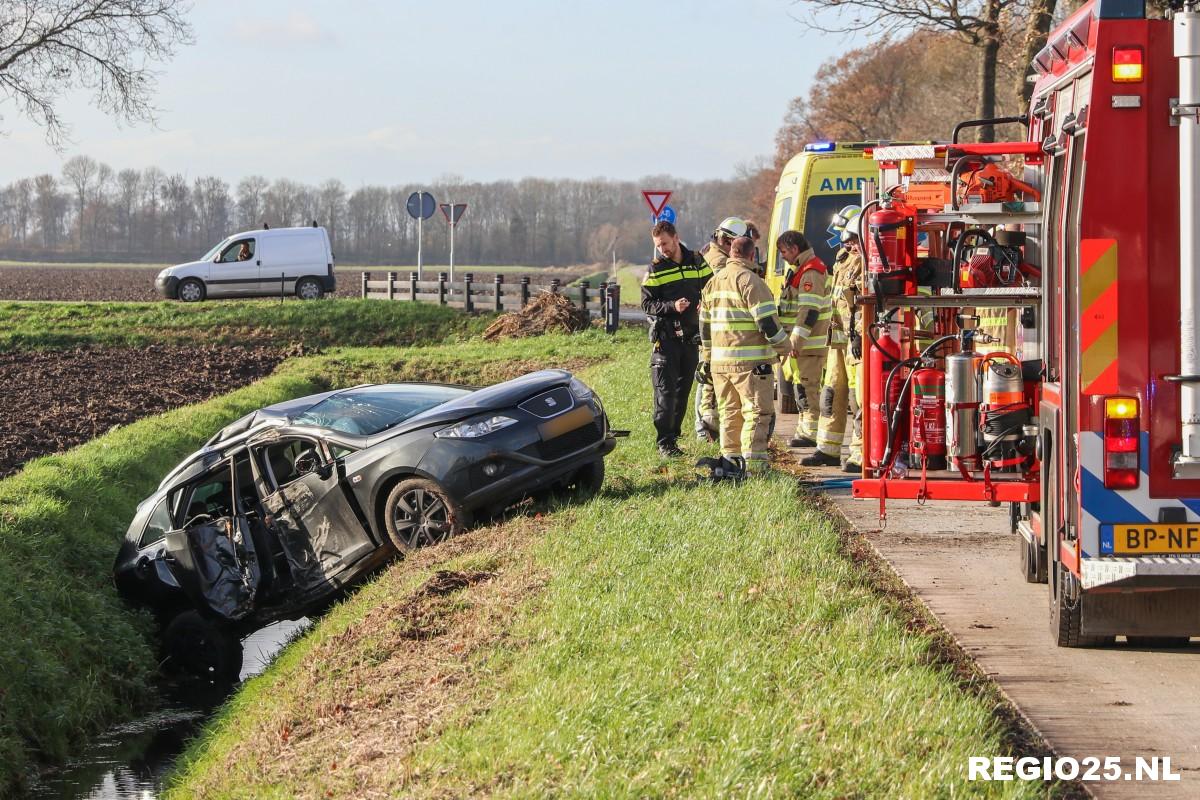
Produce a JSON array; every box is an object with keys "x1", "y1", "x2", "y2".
[
  {"x1": 695, "y1": 216, "x2": 751, "y2": 440},
  {"x1": 698, "y1": 236, "x2": 792, "y2": 475},
  {"x1": 803, "y1": 206, "x2": 863, "y2": 471},
  {"x1": 775, "y1": 230, "x2": 829, "y2": 447}
]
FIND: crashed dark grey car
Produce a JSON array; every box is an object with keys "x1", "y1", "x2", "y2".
[{"x1": 114, "y1": 369, "x2": 616, "y2": 678}]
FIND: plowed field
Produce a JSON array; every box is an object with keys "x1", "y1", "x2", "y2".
[{"x1": 0, "y1": 344, "x2": 292, "y2": 479}]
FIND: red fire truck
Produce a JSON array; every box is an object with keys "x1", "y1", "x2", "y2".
[{"x1": 849, "y1": 0, "x2": 1200, "y2": 645}]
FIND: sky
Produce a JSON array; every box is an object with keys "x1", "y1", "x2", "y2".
[{"x1": 0, "y1": 0, "x2": 847, "y2": 186}]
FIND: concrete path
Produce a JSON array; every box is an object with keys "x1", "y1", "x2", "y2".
[{"x1": 774, "y1": 412, "x2": 1200, "y2": 799}]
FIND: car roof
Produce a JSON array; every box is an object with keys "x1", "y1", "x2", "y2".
[{"x1": 228, "y1": 225, "x2": 326, "y2": 240}]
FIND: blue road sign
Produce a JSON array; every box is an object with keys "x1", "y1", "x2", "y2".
[
  {"x1": 406, "y1": 191, "x2": 437, "y2": 220},
  {"x1": 656, "y1": 204, "x2": 677, "y2": 225}
]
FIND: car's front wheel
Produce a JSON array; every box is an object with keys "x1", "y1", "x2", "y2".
[
  {"x1": 384, "y1": 478, "x2": 469, "y2": 552},
  {"x1": 565, "y1": 458, "x2": 605, "y2": 498},
  {"x1": 177, "y1": 278, "x2": 206, "y2": 303},
  {"x1": 162, "y1": 610, "x2": 242, "y2": 682}
]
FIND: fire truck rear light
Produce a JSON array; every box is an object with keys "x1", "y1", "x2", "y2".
[
  {"x1": 1106, "y1": 451, "x2": 1138, "y2": 470},
  {"x1": 1112, "y1": 46, "x2": 1144, "y2": 83},
  {"x1": 1105, "y1": 397, "x2": 1137, "y2": 419},
  {"x1": 1103, "y1": 396, "x2": 1140, "y2": 489}
]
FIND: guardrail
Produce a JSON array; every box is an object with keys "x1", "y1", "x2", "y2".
[{"x1": 360, "y1": 271, "x2": 622, "y2": 330}]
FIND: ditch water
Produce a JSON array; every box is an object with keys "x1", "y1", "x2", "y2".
[{"x1": 27, "y1": 618, "x2": 309, "y2": 800}]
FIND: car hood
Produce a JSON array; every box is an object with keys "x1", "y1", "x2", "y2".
[
  {"x1": 368, "y1": 369, "x2": 574, "y2": 442},
  {"x1": 160, "y1": 260, "x2": 207, "y2": 277}
]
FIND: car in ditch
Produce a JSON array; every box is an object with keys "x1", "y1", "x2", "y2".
[{"x1": 113, "y1": 369, "x2": 616, "y2": 679}]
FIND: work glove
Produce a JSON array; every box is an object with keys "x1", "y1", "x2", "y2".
[
  {"x1": 849, "y1": 330, "x2": 863, "y2": 360},
  {"x1": 695, "y1": 361, "x2": 712, "y2": 385}
]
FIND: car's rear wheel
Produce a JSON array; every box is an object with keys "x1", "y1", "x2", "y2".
[
  {"x1": 162, "y1": 610, "x2": 242, "y2": 682},
  {"x1": 178, "y1": 278, "x2": 206, "y2": 303},
  {"x1": 384, "y1": 478, "x2": 469, "y2": 552},
  {"x1": 296, "y1": 277, "x2": 324, "y2": 300}
]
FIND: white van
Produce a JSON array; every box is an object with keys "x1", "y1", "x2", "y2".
[{"x1": 156, "y1": 225, "x2": 336, "y2": 302}]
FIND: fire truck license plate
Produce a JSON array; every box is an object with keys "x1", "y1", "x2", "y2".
[{"x1": 1108, "y1": 524, "x2": 1200, "y2": 554}]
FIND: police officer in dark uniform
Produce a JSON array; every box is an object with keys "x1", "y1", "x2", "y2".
[{"x1": 642, "y1": 220, "x2": 713, "y2": 457}]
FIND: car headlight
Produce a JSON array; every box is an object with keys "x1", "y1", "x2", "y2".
[
  {"x1": 568, "y1": 377, "x2": 594, "y2": 400},
  {"x1": 435, "y1": 415, "x2": 518, "y2": 439}
]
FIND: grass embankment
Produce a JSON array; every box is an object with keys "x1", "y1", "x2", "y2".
[
  {"x1": 612, "y1": 263, "x2": 644, "y2": 306},
  {"x1": 0, "y1": 324, "x2": 619, "y2": 796},
  {"x1": 0, "y1": 298, "x2": 486, "y2": 352},
  {"x1": 168, "y1": 338, "x2": 1046, "y2": 799}
]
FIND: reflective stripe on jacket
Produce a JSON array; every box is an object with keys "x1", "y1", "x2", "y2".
[
  {"x1": 640, "y1": 244, "x2": 713, "y2": 340},
  {"x1": 828, "y1": 247, "x2": 863, "y2": 348},
  {"x1": 777, "y1": 250, "x2": 830, "y2": 353},
  {"x1": 700, "y1": 257, "x2": 791, "y2": 372}
]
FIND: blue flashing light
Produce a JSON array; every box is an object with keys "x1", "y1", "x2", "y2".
[{"x1": 804, "y1": 141, "x2": 836, "y2": 153}]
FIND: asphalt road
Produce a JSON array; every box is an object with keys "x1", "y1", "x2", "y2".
[{"x1": 775, "y1": 412, "x2": 1200, "y2": 799}]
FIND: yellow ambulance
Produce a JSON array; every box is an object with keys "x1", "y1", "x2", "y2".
[{"x1": 765, "y1": 141, "x2": 889, "y2": 294}]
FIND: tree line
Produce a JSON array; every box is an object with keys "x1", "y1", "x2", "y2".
[{"x1": 0, "y1": 158, "x2": 759, "y2": 267}]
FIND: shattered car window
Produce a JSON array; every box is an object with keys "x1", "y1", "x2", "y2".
[{"x1": 291, "y1": 385, "x2": 470, "y2": 436}]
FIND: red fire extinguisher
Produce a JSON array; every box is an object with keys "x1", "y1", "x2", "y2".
[
  {"x1": 867, "y1": 320, "x2": 906, "y2": 470},
  {"x1": 867, "y1": 203, "x2": 916, "y2": 296},
  {"x1": 909, "y1": 367, "x2": 947, "y2": 471}
]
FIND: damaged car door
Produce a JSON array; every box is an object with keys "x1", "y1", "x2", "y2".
[
  {"x1": 162, "y1": 458, "x2": 262, "y2": 621},
  {"x1": 249, "y1": 434, "x2": 374, "y2": 594}
]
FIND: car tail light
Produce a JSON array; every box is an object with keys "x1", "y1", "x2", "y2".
[
  {"x1": 1104, "y1": 396, "x2": 1140, "y2": 489},
  {"x1": 1112, "y1": 46, "x2": 1144, "y2": 83}
]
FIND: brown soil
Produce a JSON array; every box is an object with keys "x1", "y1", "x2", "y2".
[
  {"x1": 0, "y1": 344, "x2": 292, "y2": 479},
  {"x1": 482, "y1": 291, "x2": 592, "y2": 341}
]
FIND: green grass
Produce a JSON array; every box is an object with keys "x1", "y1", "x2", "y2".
[
  {"x1": 0, "y1": 298, "x2": 486, "y2": 351},
  {"x1": 165, "y1": 338, "x2": 1045, "y2": 799},
  {"x1": 0, "y1": 328, "x2": 625, "y2": 795},
  {"x1": 568, "y1": 269, "x2": 613, "y2": 287},
  {"x1": 612, "y1": 264, "x2": 644, "y2": 305}
]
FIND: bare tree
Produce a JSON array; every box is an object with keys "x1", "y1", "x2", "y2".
[
  {"x1": 61, "y1": 155, "x2": 98, "y2": 247},
  {"x1": 1014, "y1": 0, "x2": 1057, "y2": 109},
  {"x1": 236, "y1": 175, "x2": 268, "y2": 230},
  {"x1": 10, "y1": 178, "x2": 33, "y2": 243},
  {"x1": 0, "y1": 0, "x2": 193, "y2": 146},
  {"x1": 33, "y1": 173, "x2": 65, "y2": 247},
  {"x1": 318, "y1": 179, "x2": 346, "y2": 244},
  {"x1": 115, "y1": 168, "x2": 141, "y2": 252},
  {"x1": 792, "y1": 0, "x2": 1021, "y2": 141}
]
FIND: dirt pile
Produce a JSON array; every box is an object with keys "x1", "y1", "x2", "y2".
[
  {"x1": 0, "y1": 344, "x2": 290, "y2": 479},
  {"x1": 482, "y1": 291, "x2": 592, "y2": 341}
]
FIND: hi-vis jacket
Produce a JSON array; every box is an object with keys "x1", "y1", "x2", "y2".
[
  {"x1": 777, "y1": 248, "x2": 830, "y2": 353},
  {"x1": 828, "y1": 247, "x2": 863, "y2": 348},
  {"x1": 641, "y1": 244, "x2": 713, "y2": 341},
  {"x1": 699, "y1": 257, "x2": 792, "y2": 372},
  {"x1": 702, "y1": 243, "x2": 728, "y2": 273}
]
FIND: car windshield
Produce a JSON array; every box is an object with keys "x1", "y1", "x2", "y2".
[
  {"x1": 291, "y1": 385, "x2": 471, "y2": 435},
  {"x1": 199, "y1": 237, "x2": 231, "y2": 262}
]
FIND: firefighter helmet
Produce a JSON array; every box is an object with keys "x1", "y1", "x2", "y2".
[
  {"x1": 831, "y1": 205, "x2": 862, "y2": 242},
  {"x1": 714, "y1": 216, "x2": 749, "y2": 240}
]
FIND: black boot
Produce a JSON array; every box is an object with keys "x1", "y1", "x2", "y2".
[
  {"x1": 800, "y1": 451, "x2": 841, "y2": 468},
  {"x1": 788, "y1": 435, "x2": 816, "y2": 448},
  {"x1": 659, "y1": 441, "x2": 684, "y2": 458}
]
